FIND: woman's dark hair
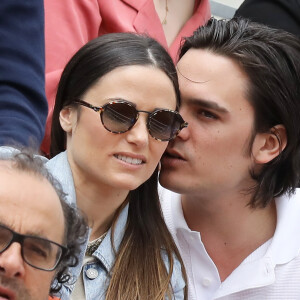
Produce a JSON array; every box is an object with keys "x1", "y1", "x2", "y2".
[
  {"x1": 50, "y1": 33, "x2": 187, "y2": 299},
  {"x1": 180, "y1": 17, "x2": 300, "y2": 208},
  {"x1": 50, "y1": 33, "x2": 180, "y2": 157}
]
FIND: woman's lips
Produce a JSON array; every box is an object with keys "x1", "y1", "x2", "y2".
[
  {"x1": 114, "y1": 154, "x2": 144, "y2": 165},
  {"x1": 113, "y1": 152, "x2": 146, "y2": 164}
]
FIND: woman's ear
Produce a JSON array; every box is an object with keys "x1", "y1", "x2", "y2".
[
  {"x1": 252, "y1": 125, "x2": 287, "y2": 164},
  {"x1": 59, "y1": 107, "x2": 75, "y2": 133}
]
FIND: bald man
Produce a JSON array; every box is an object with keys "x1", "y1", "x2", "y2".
[{"x1": 0, "y1": 149, "x2": 87, "y2": 300}]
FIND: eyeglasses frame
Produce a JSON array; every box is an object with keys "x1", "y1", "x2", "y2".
[
  {"x1": 73, "y1": 99, "x2": 188, "y2": 141},
  {"x1": 0, "y1": 224, "x2": 67, "y2": 272}
]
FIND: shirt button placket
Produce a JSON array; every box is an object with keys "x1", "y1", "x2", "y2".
[
  {"x1": 86, "y1": 268, "x2": 99, "y2": 280},
  {"x1": 202, "y1": 277, "x2": 211, "y2": 287}
]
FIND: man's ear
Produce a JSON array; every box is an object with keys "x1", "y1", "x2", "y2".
[
  {"x1": 252, "y1": 125, "x2": 287, "y2": 164},
  {"x1": 59, "y1": 107, "x2": 76, "y2": 133}
]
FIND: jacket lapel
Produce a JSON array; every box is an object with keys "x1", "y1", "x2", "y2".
[{"x1": 120, "y1": 0, "x2": 168, "y2": 48}]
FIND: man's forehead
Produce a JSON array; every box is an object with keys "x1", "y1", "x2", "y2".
[
  {"x1": 0, "y1": 160, "x2": 14, "y2": 170},
  {"x1": 177, "y1": 48, "x2": 244, "y2": 85},
  {"x1": 0, "y1": 219, "x2": 48, "y2": 239},
  {"x1": 0, "y1": 166, "x2": 54, "y2": 207},
  {"x1": 177, "y1": 48, "x2": 212, "y2": 84},
  {"x1": 0, "y1": 164, "x2": 65, "y2": 243},
  {"x1": 176, "y1": 48, "x2": 253, "y2": 120},
  {"x1": 176, "y1": 65, "x2": 210, "y2": 84},
  {"x1": 0, "y1": 160, "x2": 39, "y2": 183}
]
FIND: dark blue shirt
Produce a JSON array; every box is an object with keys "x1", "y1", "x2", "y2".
[{"x1": 0, "y1": 1, "x2": 47, "y2": 147}]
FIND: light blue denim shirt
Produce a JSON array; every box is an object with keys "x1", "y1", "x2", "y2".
[{"x1": 46, "y1": 151, "x2": 186, "y2": 300}]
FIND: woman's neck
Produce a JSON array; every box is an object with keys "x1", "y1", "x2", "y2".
[
  {"x1": 71, "y1": 168, "x2": 129, "y2": 240},
  {"x1": 153, "y1": 0, "x2": 196, "y2": 46}
]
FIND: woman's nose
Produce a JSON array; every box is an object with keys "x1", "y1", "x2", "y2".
[{"x1": 125, "y1": 115, "x2": 149, "y2": 147}]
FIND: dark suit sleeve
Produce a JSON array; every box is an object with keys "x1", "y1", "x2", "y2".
[
  {"x1": 0, "y1": 1, "x2": 47, "y2": 147},
  {"x1": 234, "y1": 0, "x2": 300, "y2": 37}
]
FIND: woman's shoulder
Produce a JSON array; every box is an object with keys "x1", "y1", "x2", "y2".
[
  {"x1": 161, "y1": 251, "x2": 186, "y2": 299},
  {"x1": 46, "y1": 151, "x2": 72, "y2": 183},
  {"x1": 46, "y1": 151, "x2": 67, "y2": 168},
  {"x1": 46, "y1": 151, "x2": 77, "y2": 205}
]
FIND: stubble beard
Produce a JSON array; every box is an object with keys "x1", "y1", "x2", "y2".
[{"x1": 0, "y1": 275, "x2": 34, "y2": 300}]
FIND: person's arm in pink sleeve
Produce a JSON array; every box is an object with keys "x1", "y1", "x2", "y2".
[{"x1": 43, "y1": 0, "x2": 102, "y2": 155}]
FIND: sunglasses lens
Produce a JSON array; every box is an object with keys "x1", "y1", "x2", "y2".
[
  {"x1": 149, "y1": 110, "x2": 183, "y2": 141},
  {"x1": 102, "y1": 102, "x2": 137, "y2": 133}
]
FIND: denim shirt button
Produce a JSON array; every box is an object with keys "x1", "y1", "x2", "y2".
[{"x1": 86, "y1": 268, "x2": 99, "y2": 280}]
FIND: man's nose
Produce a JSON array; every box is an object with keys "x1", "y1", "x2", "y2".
[
  {"x1": 0, "y1": 243, "x2": 25, "y2": 278},
  {"x1": 176, "y1": 109, "x2": 190, "y2": 141}
]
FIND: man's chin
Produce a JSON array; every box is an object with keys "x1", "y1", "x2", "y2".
[
  {"x1": 158, "y1": 169, "x2": 170, "y2": 187},
  {"x1": 159, "y1": 170, "x2": 178, "y2": 191}
]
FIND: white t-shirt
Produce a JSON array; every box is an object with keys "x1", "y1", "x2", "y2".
[{"x1": 160, "y1": 186, "x2": 300, "y2": 299}]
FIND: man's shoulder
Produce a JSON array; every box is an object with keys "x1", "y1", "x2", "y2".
[
  {"x1": 158, "y1": 185, "x2": 192, "y2": 238},
  {"x1": 269, "y1": 189, "x2": 300, "y2": 265},
  {"x1": 276, "y1": 188, "x2": 300, "y2": 217},
  {"x1": 158, "y1": 185, "x2": 181, "y2": 221}
]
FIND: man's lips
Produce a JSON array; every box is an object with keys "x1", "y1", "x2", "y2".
[
  {"x1": 0, "y1": 286, "x2": 16, "y2": 300},
  {"x1": 163, "y1": 149, "x2": 186, "y2": 160}
]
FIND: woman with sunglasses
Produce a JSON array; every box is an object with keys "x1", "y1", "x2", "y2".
[
  {"x1": 46, "y1": 32, "x2": 188, "y2": 300},
  {"x1": 42, "y1": 0, "x2": 211, "y2": 156}
]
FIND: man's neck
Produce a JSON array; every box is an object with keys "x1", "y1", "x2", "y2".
[{"x1": 181, "y1": 192, "x2": 277, "y2": 281}]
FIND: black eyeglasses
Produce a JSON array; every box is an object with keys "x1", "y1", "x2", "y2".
[
  {"x1": 74, "y1": 99, "x2": 188, "y2": 141},
  {"x1": 0, "y1": 224, "x2": 67, "y2": 271}
]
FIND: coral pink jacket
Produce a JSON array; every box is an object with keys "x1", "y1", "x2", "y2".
[{"x1": 43, "y1": 0, "x2": 211, "y2": 154}]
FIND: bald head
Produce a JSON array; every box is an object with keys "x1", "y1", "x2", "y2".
[
  {"x1": 0, "y1": 156, "x2": 66, "y2": 300},
  {"x1": 0, "y1": 147, "x2": 88, "y2": 299},
  {"x1": 0, "y1": 160, "x2": 65, "y2": 241}
]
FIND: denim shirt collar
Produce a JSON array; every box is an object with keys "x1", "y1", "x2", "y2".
[
  {"x1": 46, "y1": 151, "x2": 129, "y2": 274},
  {"x1": 93, "y1": 206, "x2": 128, "y2": 272}
]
